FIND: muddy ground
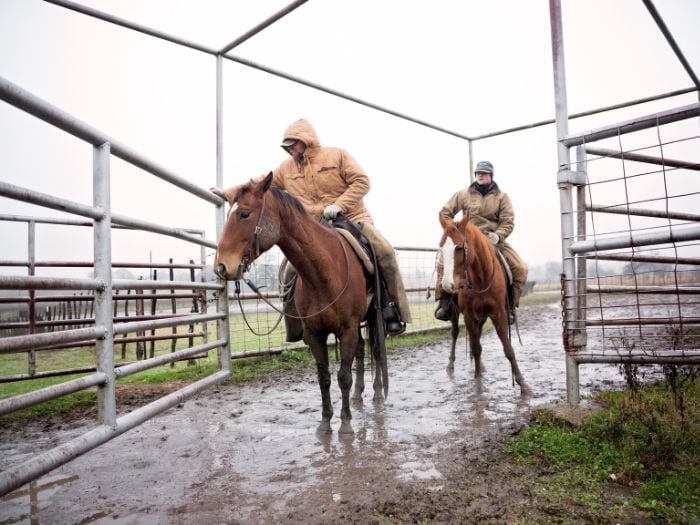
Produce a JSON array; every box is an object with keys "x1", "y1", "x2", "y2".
[{"x1": 0, "y1": 300, "x2": 631, "y2": 524}]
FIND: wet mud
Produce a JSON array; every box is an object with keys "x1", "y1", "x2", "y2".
[{"x1": 0, "y1": 300, "x2": 628, "y2": 524}]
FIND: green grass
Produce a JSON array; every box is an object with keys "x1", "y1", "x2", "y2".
[{"x1": 505, "y1": 376, "x2": 700, "y2": 524}]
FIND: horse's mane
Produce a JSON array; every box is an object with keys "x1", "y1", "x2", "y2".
[
  {"x1": 233, "y1": 178, "x2": 308, "y2": 218},
  {"x1": 269, "y1": 186, "x2": 307, "y2": 217}
]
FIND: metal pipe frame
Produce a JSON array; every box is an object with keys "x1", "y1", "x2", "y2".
[
  {"x1": 0, "y1": 260, "x2": 204, "y2": 269},
  {"x1": 588, "y1": 285, "x2": 700, "y2": 294},
  {"x1": 572, "y1": 353, "x2": 700, "y2": 365},
  {"x1": 0, "y1": 75, "x2": 223, "y2": 206},
  {"x1": 585, "y1": 146, "x2": 700, "y2": 171},
  {"x1": 0, "y1": 326, "x2": 107, "y2": 354},
  {"x1": 587, "y1": 204, "x2": 700, "y2": 222},
  {"x1": 0, "y1": 370, "x2": 229, "y2": 497},
  {"x1": 112, "y1": 312, "x2": 224, "y2": 336},
  {"x1": 93, "y1": 142, "x2": 116, "y2": 426},
  {"x1": 586, "y1": 317, "x2": 700, "y2": 327},
  {"x1": 589, "y1": 253, "x2": 700, "y2": 265},
  {"x1": 549, "y1": 0, "x2": 581, "y2": 405},
  {"x1": 39, "y1": 0, "x2": 699, "y2": 145},
  {"x1": 641, "y1": 0, "x2": 700, "y2": 89},
  {"x1": 561, "y1": 103, "x2": 700, "y2": 147},
  {"x1": 0, "y1": 179, "x2": 217, "y2": 249},
  {"x1": 0, "y1": 372, "x2": 107, "y2": 417},
  {"x1": 0, "y1": 214, "x2": 206, "y2": 240},
  {"x1": 114, "y1": 339, "x2": 226, "y2": 379},
  {"x1": 218, "y1": 0, "x2": 308, "y2": 54},
  {"x1": 0, "y1": 180, "x2": 105, "y2": 220},
  {"x1": 112, "y1": 279, "x2": 222, "y2": 291},
  {"x1": 569, "y1": 225, "x2": 700, "y2": 254},
  {"x1": 0, "y1": 276, "x2": 103, "y2": 291}
]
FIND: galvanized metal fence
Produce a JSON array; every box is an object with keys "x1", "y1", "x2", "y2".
[
  {"x1": 556, "y1": 103, "x2": 700, "y2": 403},
  {"x1": 0, "y1": 216, "x2": 211, "y2": 382},
  {"x1": 0, "y1": 75, "x2": 231, "y2": 496}
]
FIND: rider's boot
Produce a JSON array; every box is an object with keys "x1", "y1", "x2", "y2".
[
  {"x1": 434, "y1": 294, "x2": 452, "y2": 321},
  {"x1": 508, "y1": 286, "x2": 522, "y2": 325}
]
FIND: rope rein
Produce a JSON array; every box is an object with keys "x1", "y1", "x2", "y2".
[{"x1": 232, "y1": 201, "x2": 353, "y2": 335}]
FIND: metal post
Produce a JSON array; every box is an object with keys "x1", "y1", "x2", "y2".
[
  {"x1": 467, "y1": 139, "x2": 474, "y2": 183},
  {"x1": 574, "y1": 145, "x2": 588, "y2": 353},
  {"x1": 93, "y1": 142, "x2": 116, "y2": 426},
  {"x1": 549, "y1": 0, "x2": 579, "y2": 404},
  {"x1": 216, "y1": 54, "x2": 232, "y2": 372},
  {"x1": 27, "y1": 220, "x2": 36, "y2": 376}
]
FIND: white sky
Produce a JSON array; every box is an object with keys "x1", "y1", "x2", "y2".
[{"x1": 1, "y1": 0, "x2": 699, "y2": 277}]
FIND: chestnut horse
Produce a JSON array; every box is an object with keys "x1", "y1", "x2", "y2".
[
  {"x1": 214, "y1": 173, "x2": 387, "y2": 434},
  {"x1": 439, "y1": 214, "x2": 530, "y2": 395}
]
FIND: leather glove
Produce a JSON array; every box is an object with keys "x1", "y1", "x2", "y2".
[
  {"x1": 210, "y1": 187, "x2": 227, "y2": 202},
  {"x1": 322, "y1": 204, "x2": 341, "y2": 220},
  {"x1": 486, "y1": 231, "x2": 500, "y2": 245}
]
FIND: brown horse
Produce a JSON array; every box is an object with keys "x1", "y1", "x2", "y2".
[
  {"x1": 439, "y1": 214, "x2": 530, "y2": 395},
  {"x1": 214, "y1": 173, "x2": 387, "y2": 434}
]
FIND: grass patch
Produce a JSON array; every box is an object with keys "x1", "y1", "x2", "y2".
[{"x1": 505, "y1": 374, "x2": 700, "y2": 524}]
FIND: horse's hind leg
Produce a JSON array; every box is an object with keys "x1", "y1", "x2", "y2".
[
  {"x1": 351, "y1": 329, "x2": 365, "y2": 401},
  {"x1": 307, "y1": 334, "x2": 333, "y2": 433},
  {"x1": 493, "y1": 314, "x2": 531, "y2": 396}
]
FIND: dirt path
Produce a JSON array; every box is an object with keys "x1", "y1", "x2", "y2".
[{"x1": 0, "y1": 300, "x2": 627, "y2": 524}]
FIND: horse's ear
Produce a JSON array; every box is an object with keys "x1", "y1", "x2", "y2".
[
  {"x1": 261, "y1": 172, "x2": 273, "y2": 192},
  {"x1": 457, "y1": 215, "x2": 469, "y2": 233},
  {"x1": 438, "y1": 229, "x2": 448, "y2": 248},
  {"x1": 438, "y1": 212, "x2": 450, "y2": 230}
]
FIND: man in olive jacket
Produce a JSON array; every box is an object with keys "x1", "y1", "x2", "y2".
[
  {"x1": 253, "y1": 118, "x2": 411, "y2": 338},
  {"x1": 435, "y1": 160, "x2": 528, "y2": 323}
]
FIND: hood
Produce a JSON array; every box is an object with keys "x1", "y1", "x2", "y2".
[{"x1": 282, "y1": 118, "x2": 321, "y2": 151}]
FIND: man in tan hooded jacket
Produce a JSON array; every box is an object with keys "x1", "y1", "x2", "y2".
[
  {"x1": 226, "y1": 118, "x2": 411, "y2": 339},
  {"x1": 435, "y1": 160, "x2": 528, "y2": 323}
]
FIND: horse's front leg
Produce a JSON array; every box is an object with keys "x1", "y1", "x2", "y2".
[
  {"x1": 351, "y1": 328, "x2": 365, "y2": 401},
  {"x1": 447, "y1": 309, "x2": 460, "y2": 373},
  {"x1": 306, "y1": 332, "x2": 333, "y2": 433},
  {"x1": 465, "y1": 317, "x2": 485, "y2": 377},
  {"x1": 337, "y1": 329, "x2": 358, "y2": 435},
  {"x1": 493, "y1": 311, "x2": 531, "y2": 396}
]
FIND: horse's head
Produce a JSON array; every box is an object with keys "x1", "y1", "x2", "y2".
[
  {"x1": 214, "y1": 172, "x2": 277, "y2": 281},
  {"x1": 439, "y1": 214, "x2": 469, "y2": 293}
]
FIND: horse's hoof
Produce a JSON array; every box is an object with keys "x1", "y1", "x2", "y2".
[
  {"x1": 317, "y1": 421, "x2": 332, "y2": 433},
  {"x1": 520, "y1": 385, "x2": 533, "y2": 398},
  {"x1": 351, "y1": 391, "x2": 363, "y2": 401},
  {"x1": 338, "y1": 421, "x2": 354, "y2": 435}
]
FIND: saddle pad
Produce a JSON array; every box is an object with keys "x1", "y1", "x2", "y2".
[{"x1": 335, "y1": 228, "x2": 374, "y2": 275}]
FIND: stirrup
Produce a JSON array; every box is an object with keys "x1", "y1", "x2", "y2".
[
  {"x1": 434, "y1": 305, "x2": 450, "y2": 322},
  {"x1": 386, "y1": 319, "x2": 405, "y2": 336}
]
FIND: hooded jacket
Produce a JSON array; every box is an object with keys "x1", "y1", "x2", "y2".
[
  {"x1": 271, "y1": 119, "x2": 373, "y2": 223},
  {"x1": 439, "y1": 182, "x2": 515, "y2": 243}
]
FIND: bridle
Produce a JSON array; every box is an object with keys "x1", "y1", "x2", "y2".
[
  {"x1": 230, "y1": 195, "x2": 266, "y2": 278},
  {"x1": 229, "y1": 195, "x2": 353, "y2": 335},
  {"x1": 451, "y1": 227, "x2": 497, "y2": 294}
]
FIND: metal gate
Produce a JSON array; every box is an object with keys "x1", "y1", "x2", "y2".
[
  {"x1": 0, "y1": 76, "x2": 232, "y2": 496},
  {"x1": 549, "y1": 0, "x2": 700, "y2": 404}
]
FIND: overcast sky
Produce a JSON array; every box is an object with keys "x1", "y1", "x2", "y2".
[{"x1": 1, "y1": 0, "x2": 699, "y2": 278}]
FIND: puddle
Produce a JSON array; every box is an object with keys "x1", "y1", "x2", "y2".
[{"x1": 0, "y1": 301, "x2": 632, "y2": 524}]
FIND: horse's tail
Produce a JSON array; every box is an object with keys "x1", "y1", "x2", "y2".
[{"x1": 367, "y1": 297, "x2": 389, "y2": 399}]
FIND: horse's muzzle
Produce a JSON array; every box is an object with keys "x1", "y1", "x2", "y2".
[{"x1": 215, "y1": 262, "x2": 243, "y2": 281}]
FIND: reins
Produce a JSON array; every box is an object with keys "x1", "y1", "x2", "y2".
[
  {"x1": 232, "y1": 197, "x2": 353, "y2": 335},
  {"x1": 455, "y1": 228, "x2": 497, "y2": 294}
]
